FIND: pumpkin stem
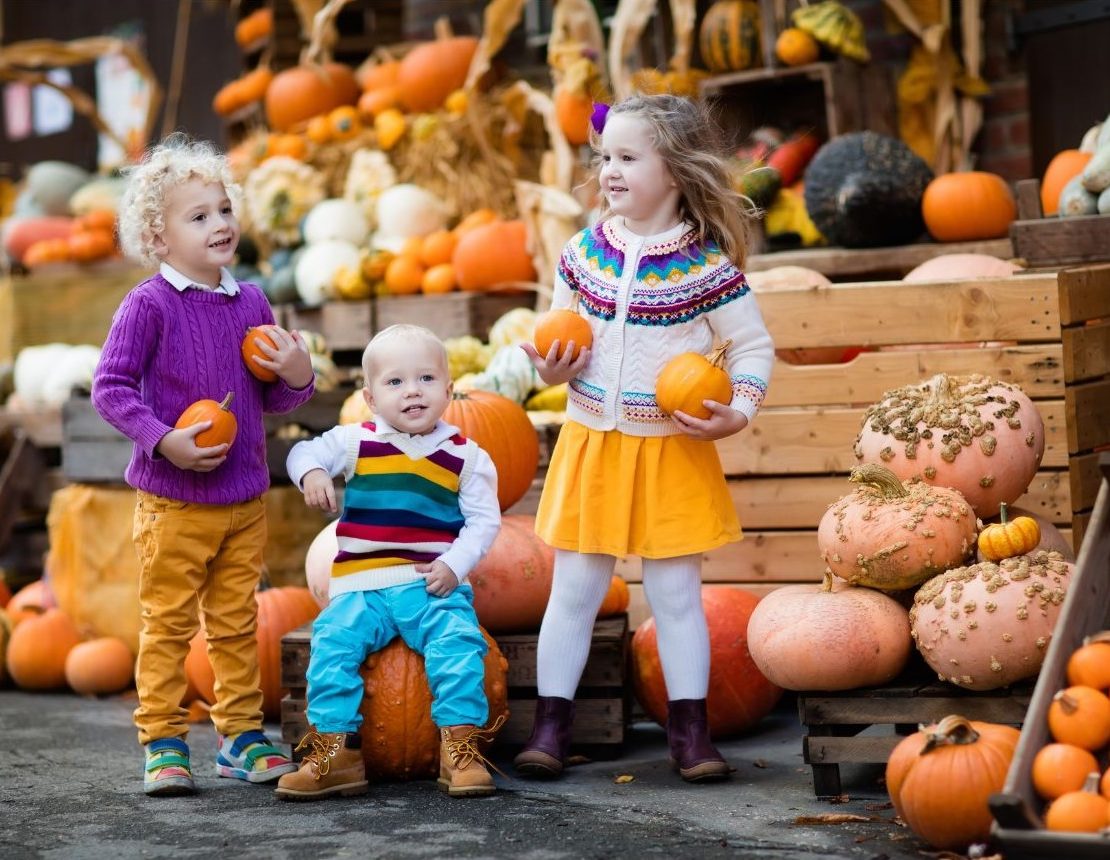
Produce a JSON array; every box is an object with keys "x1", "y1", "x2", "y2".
[
  {"x1": 434, "y1": 15, "x2": 454, "y2": 40},
  {"x1": 708, "y1": 339, "x2": 733, "y2": 370},
  {"x1": 1083, "y1": 630, "x2": 1110, "y2": 647},
  {"x1": 998, "y1": 502, "x2": 1008, "y2": 525},
  {"x1": 218, "y1": 392, "x2": 235, "y2": 412},
  {"x1": 848, "y1": 463, "x2": 909, "y2": 498},
  {"x1": 1053, "y1": 690, "x2": 1079, "y2": 715},
  {"x1": 1081, "y1": 772, "x2": 1101, "y2": 794},
  {"x1": 919, "y1": 714, "x2": 980, "y2": 754},
  {"x1": 820, "y1": 570, "x2": 834, "y2": 593},
  {"x1": 923, "y1": 373, "x2": 957, "y2": 409}
]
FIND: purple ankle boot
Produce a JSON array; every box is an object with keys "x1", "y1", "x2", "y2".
[
  {"x1": 513, "y1": 696, "x2": 575, "y2": 778},
  {"x1": 666, "y1": 698, "x2": 730, "y2": 782}
]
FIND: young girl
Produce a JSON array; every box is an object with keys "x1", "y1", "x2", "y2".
[
  {"x1": 516, "y1": 94, "x2": 774, "y2": 783},
  {"x1": 92, "y1": 135, "x2": 315, "y2": 796}
]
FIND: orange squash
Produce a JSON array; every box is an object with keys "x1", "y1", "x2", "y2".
[
  {"x1": 419, "y1": 230, "x2": 458, "y2": 268},
  {"x1": 3, "y1": 216, "x2": 75, "y2": 264},
  {"x1": 468, "y1": 515, "x2": 555, "y2": 633},
  {"x1": 358, "y1": 628, "x2": 507, "y2": 781},
  {"x1": 67, "y1": 228, "x2": 115, "y2": 262},
  {"x1": 241, "y1": 326, "x2": 278, "y2": 382},
  {"x1": 5, "y1": 608, "x2": 81, "y2": 690},
  {"x1": 235, "y1": 8, "x2": 273, "y2": 48},
  {"x1": 534, "y1": 294, "x2": 592, "y2": 361},
  {"x1": 357, "y1": 86, "x2": 399, "y2": 118},
  {"x1": 886, "y1": 715, "x2": 1019, "y2": 849},
  {"x1": 1044, "y1": 773, "x2": 1110, "y2": 833},
  {"x1": 632, "y1": 586, "x2": 782, "y2": 736},
  {"x1": 775, "y1": 27, "x2": 819, "y2": 66},
  {"x1": 1031, "y1": 743, "x2": 1100, "y2": 801},
  {"x1": 554, "y1": 87, "x2": 593, "y2": 146},
  {"x1": 384, "y1": 255, "x2": 425, "y2": 295},
  {"x1": 1067, "y1": 631, "x2": 1110, "y2": 690},
  {"x1": 598, "y1": 576, "x2": 630, "y2": 617},
  {"x1": 74, "y1": 209, "x2": 116, "y2": 233},
  {"x1": 264, "y1": 62, "x2": 359, "y2": 132},
  {"x1": 1047, "y1": 685, "x2": 1110, "y2": 751},
  {"x1": 396, "y1": 36, "x2": 479, "y2": 113},
  {"x1": 64, "y1": 636, "x2": 134, "y2": 695},
  {"x1": 1041, "y1": 149, "x2": 1093, "y2": 216},
  {"x1": 443, "y1": 390, "x2": 539, "y2": 512},
  {"x1": 655, "y1": 340, "x2": 733, "y2": 420},
  {"x1": 213, "y1": 66, "x2": 274, "y2": 116},
  {"x1": 357, "y1": 59, "x2": 401, "y2": 92},
  {"x1": 328, "y1": 105, "x2": 362, "y2": 141},
  {"x1": 421, "y1": 263, "x2": 457, "y2": 294},
  {"x1": 175, "y1": 392, "x2": 238, "y2": 449},
  {"x1": 977, "y1": 501, "x2": 1040, "y2": 561},
  {"x1": 453, "y1": 220, "x2": 536, "y2": 291},
  {"x1": 185, "y1": 586, "x2": 319, "y2": 720},
  {"x1": 453, "y1": 208, "x2": 499, "y2": 237},
  {"x1": 23, "y1": 237, "x2": 72, "y2": 267},
  {"x1": 922, "y1": 172, "x2": 1016, "y2": 242}
]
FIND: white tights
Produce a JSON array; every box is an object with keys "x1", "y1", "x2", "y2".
[{"x1": 535, "y1": 549, "x2": 709, "y2": 701}]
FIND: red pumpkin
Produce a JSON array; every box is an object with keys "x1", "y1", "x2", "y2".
[
  {"x1": 358, "y1": 629, "x2": 508, "y2": 781},
  {"x1": 854, "y1": 373, "x2": 1044, "y2": 518},
  {"x1": 747, "y1": 574, "x2": 911, "y2": 691},
  {"x1": 241, "y1": 326, "x2": 278, "y2": 382},
  {"x1": 632, "y1": 586, "x2": 782, "y2": 736},
  {"x1": 185, "y1": 586, "x2": 320, "y2": 720},
  {"x1": 175, "y1": 392, "x2": 238, "y2": 450},
  {"x1": 443, "y1": 390, "x2": 539, "y2": 512},
  {"x1": 396, "y1": 37, "x2": 478, "y2": 113},
  {"x1": 2, "y1": 216, "x2": 74, "y2": 264},
  {"x1": 766, "y1": 132, "x2": 820, "y2": 186},
  {"x1": 922, "y1": 172, "x2": 1016, "y2": 242},
  {"x1": 453, "y1": 220, "x2": 537, "y2": 291},
  {"x1": 468, "y1": 515, "x2": 554, "y2": 633},
  {"x1": 64, "y1": 636, "x2": 134, "y2": 695},
  {"x1": 5, "y1": 608, "x2": 81, "y2": 690}
]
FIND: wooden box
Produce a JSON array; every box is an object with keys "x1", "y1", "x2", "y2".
[
  {"x1": 614, "y1": 266, "x2": 1110, "y2": 628},
  {"x1": 0, "y1": 261, "x2": 147, "y2": 363},
  {"x1": 279, "y1": 614, "x2": 631, "y2": 756},
  {"x1": 990, "y1": 454, "x2": 1110, "y2": 858},
  {"x1": 1010, "y1": 179, "x2": 1110, "y2": 269},
  {"x1": 799, "y1": 655, "x2": 1033, "y2": 798}
]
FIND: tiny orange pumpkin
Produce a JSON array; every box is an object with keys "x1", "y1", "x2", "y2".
[
  {"x1": 977, "y1": 502, "x2": 1040, "y2": 561},
  {"x1": 175, "y1": 392, "x2": 238, "y2": 449},
  {"x1": 241, "y1": 326, "x2": 278, "y2": 382},
  {"x1": 655, "y1": 340, "x2": 733, "y2": 420},
  {"x1": 534, "y1": 293, "x2": 592, "y2": 361},
  {"x1": 1066, "y1": 631, "x2": 1110, "y2": 690},
  {"x1": 1047, "y1": 685, "x2": 1110, "y2": 751}
]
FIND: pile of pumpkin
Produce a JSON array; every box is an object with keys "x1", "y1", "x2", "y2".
[
  {"x1": 1, "y1": 161, "x2": 123, "y2": 269},
  {"x1": 1041, "y1": 109, "x2": 1110, "y2": 217}
]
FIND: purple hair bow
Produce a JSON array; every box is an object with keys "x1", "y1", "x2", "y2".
[{"x1": 590, "y1": 102, "x2": 610, "y2": 135}]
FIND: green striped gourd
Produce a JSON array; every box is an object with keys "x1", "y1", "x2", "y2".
[{"x1": 699, "y1": 1, "x2": 762, "y2": 73}]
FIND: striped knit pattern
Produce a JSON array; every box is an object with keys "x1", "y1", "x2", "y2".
[
  {"x1": 92, "y1": 274, "x2": 314, "y2": 504},
  {"x1": 330, "y1": 423, "x2": 471, "y2": 593}
]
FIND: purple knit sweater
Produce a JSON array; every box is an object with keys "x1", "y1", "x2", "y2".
[{"x1": 92, "y1": 274, "x2": 315, "y2": 504}]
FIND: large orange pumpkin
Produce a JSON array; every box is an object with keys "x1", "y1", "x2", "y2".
[
  {"x1": 921, "y1": 172, "x2": 1016, "y2": 242},
  {"x1": 175, "y1": 392, "x2": 238, "y2": 450},
  {"x1": 854, "y1": 373, "x2": 1044, "y2": 518},
  {"x1": 468, "y1": 515, "x2": 554, "y2": 633},
  {"x1": 598, "y1": 576, "x2": 630, "y2": 617},
  {"x1": 443, "y1": 390, "x2": 539, "y2": 511},
  {"x1": 64, "y1": 636, "x2": 134, "y2": 695},
  {"x1": 396, "y1": 37, "x2": 478, "y2": 113},
  {"x1": 264, "y1": 62, "x2": 359, "y2": 132},
  {"x1": 817, "y1": 463, "x2": 976, "y2": 591},
  {"x1": 452, "y1": 220, "x2": 537, "y2": 291},
  {"x1": 185, "y1": 586, "x2": 320, "y2": 720},
  {"x1": 358, "y1": 628, "x2": 508, "y2": 781},
  {"x1": 5, "y1": 607, "x2": 81, "y2": 690},
  {"x1": 655, "y1": 341, "x2": 733, "y2": 420},
  {"x1": 746, "y1": 574, "x2": 912, "y2": 691},
  {"x1": 631, "y1": 586, "x2": 782, "y2": 737},
  {"x1": 886, "y1": 715, "x2": 1019, "y2": 849},
  {"x1": 1041, "y1": 149, "x2": 1093, "y2": 216}
]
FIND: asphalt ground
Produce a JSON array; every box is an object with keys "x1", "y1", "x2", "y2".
[{"x1": 0, "y1": 690, "x2": 940, "y2": 859}]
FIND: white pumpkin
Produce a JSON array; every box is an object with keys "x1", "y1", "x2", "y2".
[
  {"x1": 40, "y1": 345, "x2": 101, "y2": 407},
  {"x1": 294, "y1": 240, "x2": 361, "y2": 306},
  {"x1": 487, "y1": 307, "x2": 538, "y2": 349},
  {"x1": 371, "y1": 184, "x2": 448, "y2": 251},
  {"x1": 305, "y1": 519, "x2": 339, "y2": 607},
  {"x1": 303, "y1": 198, "x2": 370, "y2": 246},
  {"x1": 27, "y1": 161, "x2": 90, "y2": 216},
  {"x1": 14, "y1": 343, "x2": 73, "y2": 406}
]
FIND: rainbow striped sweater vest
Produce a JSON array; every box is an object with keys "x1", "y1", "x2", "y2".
[{"x1": 330, "y1": 422, "x2": 478, "y2": 597}]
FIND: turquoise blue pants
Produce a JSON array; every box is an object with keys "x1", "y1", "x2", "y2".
[{"x1": 306, "y1": 581, "x2": 488, "y2": 733}]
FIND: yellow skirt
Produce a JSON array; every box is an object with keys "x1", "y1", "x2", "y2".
[{"x1": 535, "y1": 421, "x2": 742, "y2": 559}]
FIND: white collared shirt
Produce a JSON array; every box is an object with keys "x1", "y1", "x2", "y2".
[{"x1": 160, "y1": 262, "x2": 241, "y2": 296}]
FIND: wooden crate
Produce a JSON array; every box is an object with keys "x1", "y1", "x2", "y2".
[
  {"x1": 1010, "y1": 179, "x2": 1110, "y2": 269},
  {"x1": 798, "y1": 654, "x2": 1033, "y2": 798},
  {"x1": 279, "y1": 292, "x2": 537, "y2": 357},
  {"x1": 0, "y1": 261, "x2": 147, "y2": 363},
  {"x1": 280, "y1": 614, "x2": 630, "y2": 757},
  {"x1": 990, "y1": 453, "x2": 1110, "y2": 858},
  {"x1": 612, "y1": 266, "x2": 1110, "y2": 628},
  {"x1": 60, "y1": 390, "x2": 349, "y2": 484}
]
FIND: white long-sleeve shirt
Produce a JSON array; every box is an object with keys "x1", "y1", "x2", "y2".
[
  {"x1": 286, "y1": 418, "x2": 500, "y2": 593},
  {"x1": 556, "y1": 217, "x2": 774, "y2": 436}
]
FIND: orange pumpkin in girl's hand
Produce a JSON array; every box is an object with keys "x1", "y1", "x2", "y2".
[
  {"x1": 534, "y1": 298, "x2": 592, "y2": 360},
  {"x1": 656, "y1": 340, "x2": 733, "y2": 420},
  {"x1": 176, "y1": 392, "x2": 237, "y2": 449},
  {"x1": 242, "y1": 326, "x2": 279, "y2": 382}
]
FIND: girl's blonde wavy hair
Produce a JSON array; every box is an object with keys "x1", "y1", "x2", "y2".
[
  {"x1": 594, "y1": 94, "x2": 754, "y2": 267},
  {"x1": 117, "y1": 133, "x2": 242, "y2": 268}
]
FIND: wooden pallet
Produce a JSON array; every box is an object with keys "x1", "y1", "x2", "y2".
[
  {"x1": 280, "y1": 614, "x2": 631, "y2": 758},
  {"x1": 799, "y1": 655, "x2": 1034, "y2": 798},
  {"x1": 990, "y1": 453, "x2": 1110, "y2": 858}
]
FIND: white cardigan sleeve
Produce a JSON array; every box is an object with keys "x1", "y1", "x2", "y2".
[{"x1": 706, "y1": 285, "x2": 774, "y2": 422}]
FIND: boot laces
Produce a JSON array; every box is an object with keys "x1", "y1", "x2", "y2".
[
  {"x1": 294, "y1": 731, "x2": 342, "y2": 779},
  {"x1": 443, "y1": 714, "x2": 508, "y2": 778}
]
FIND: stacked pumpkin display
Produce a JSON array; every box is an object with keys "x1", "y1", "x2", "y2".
[{"x1": 1041, "y1": 110, "x2": 1110, "y2": 217}]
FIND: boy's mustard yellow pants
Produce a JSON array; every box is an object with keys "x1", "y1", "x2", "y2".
[{"x1": 131, "y1": 491, "x2": 267, "y2": 745}]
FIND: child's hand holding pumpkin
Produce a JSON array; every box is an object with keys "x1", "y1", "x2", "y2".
[
  {"x1": 519, "y1": 341, "x2": 591, "y2": 386},
  {"x1": 156, "y1": 423, "x2": 229, "y2": 472},
  {"x1": 672, "y1": 401, "x2": 748, "y2": 441},
  {"x1": 249, "y1": 326, "x2": 314, "y2": 389}
]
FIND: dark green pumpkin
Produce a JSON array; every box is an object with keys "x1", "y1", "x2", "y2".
[
  {"x1": 802, "y1": 132, "x2": 934, "y2": 248},
  {"x1": 699, "y1": 1, "x2": 762, "y2": 73}
]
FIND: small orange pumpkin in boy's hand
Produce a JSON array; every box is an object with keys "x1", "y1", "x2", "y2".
[
  {"x1": 176, "y1": 392, "x2": 238, "y2": 449},
  {"x1": 241, "y1": 326, "x2": 278, "y2": 382},
  {"x1": 534, "y1": 294, "x2": 592, "y2": 361}
]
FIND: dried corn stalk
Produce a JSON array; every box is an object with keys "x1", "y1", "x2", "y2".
[
  {"x1": 515, "y1": 180, "x2": 584, "y2": 302},
  {"x1": 510, "y1": 81, "x2": 576, "y2": 195},
  {"x1": 548, "y1": 0, "x2": 607, "y2": 89},
  {"x1": 466, "y1": 0, "x2": 527, "y2": 89},
  {"x1": 608, "y1": 0, "x2": 659, "y2": 101}
]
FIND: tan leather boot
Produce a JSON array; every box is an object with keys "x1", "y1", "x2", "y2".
[
  {"x1": 274, "y1": 730, "x2": 368, "y2": 801},
  {"x1": 437, "y1": 716, "x2": 506, "y2": 798}
]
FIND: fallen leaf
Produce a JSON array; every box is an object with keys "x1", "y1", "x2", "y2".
[
  {"x1": 828, "y1": 793, "x2": 851, "y2": 804},
  {"x1": 793, "y1": 813, "x2": 876, "y2": 825},
  {"x1": 566, "y1": 755, "x2": 592, "y2": 766},
  {"x1": 614, "y1": 774, "x2": 635, "y2": 784},
  {"x1": 752, "y1": 759, "x2": 767, "y2": 768},
  {"x1": 864, "y1": 802, "x2": 895, "y2": 811}
]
